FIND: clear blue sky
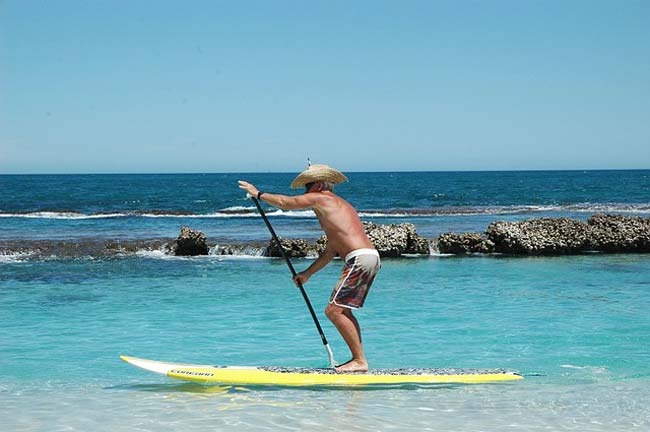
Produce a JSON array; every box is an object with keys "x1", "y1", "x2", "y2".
[{"x1": 1, "y1": 1, "x2": 649, "y2": 174}]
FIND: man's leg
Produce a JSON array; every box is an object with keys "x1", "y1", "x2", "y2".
[
  {"x1": 346, "y1": 309, "x2": 362, "y2": 343},
  {"x1": 325, "y1": 303, "x2": 368, "y2": 372}
]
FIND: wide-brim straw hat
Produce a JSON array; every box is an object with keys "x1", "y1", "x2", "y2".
[{"x1": 290, "y1": 164, "x2": 348, "y2": 189}]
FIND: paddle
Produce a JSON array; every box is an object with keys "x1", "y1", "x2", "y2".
[{"x1": 249, "y1": 195, "x2": 337, "y2": 368}]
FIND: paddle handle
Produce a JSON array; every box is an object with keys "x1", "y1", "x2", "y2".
[{"x1": 250, "y1": 196, "x2": 336, "y2": 368}]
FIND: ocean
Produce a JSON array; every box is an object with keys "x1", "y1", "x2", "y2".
[{"x1": 1, "y1": 170, "x2": 650, "y2": 431}]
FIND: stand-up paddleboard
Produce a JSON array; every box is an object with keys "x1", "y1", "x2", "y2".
[{"x1": 120, "y1": 356, "x2": 522, "y2": 386}]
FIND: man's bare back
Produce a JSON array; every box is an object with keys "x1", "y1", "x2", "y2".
[{"x1": 310, "y1": 191, "x2": 374, "y2": 259}]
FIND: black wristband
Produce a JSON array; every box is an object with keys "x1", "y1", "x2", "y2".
[{"x1": 257, "y1": 191, "x2": 264, "y2": 200}]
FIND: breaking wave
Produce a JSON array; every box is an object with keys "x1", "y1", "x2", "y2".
[
  {"x1": 0, "y1": 208, "x2": 315, "y2": 220},
  {"x1": 0, "y1": 251, "x2": 33, "y2": 263},
  {"x1": 1, "y1": 203, "x2": 649, "y2": 220}
]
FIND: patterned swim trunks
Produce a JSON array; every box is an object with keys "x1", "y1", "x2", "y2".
[{"x1": 330, "y1": 248, "x2": 381, "y2": 309}]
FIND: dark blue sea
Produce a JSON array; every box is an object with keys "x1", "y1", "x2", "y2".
[
  {"x1": 1, "y1": 170, "x2": 650, "y2": 431},
  {"x1": 2, "y1": 170, "x2": 649, "y2": 242}
]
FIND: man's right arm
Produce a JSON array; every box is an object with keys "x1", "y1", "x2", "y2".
[
  {"x1": 257, "y1": 191, "x2": 319, "y2": 211},
  {"x1": 237, "y1": 181, "x2": 319, "y2": 210}
]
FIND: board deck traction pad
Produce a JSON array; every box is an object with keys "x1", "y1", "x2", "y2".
[
  {"x1": 258, "y1": 366, "x2": 515, "y2": 375},
  {"x1": 121, "y1": 356, "x2": 523, "y2": 385}
]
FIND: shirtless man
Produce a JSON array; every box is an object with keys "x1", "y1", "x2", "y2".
[{"x1": 238, "y1": 164, "x2": 380, "y2": 372}]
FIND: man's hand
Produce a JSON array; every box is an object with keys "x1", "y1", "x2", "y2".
[
  {"x1": 293, "y1": 272, "x2": 310, "y2": 287},
  {"x1": 238, "y1": 180, "x2": 259, "y2": 197}
]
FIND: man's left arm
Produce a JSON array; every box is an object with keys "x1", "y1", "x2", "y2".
[{"x1": 294, "y1": 245, "x2": 337, "y2": 286}]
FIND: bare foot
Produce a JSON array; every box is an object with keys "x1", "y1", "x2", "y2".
[{"x1": 335, "y1": 359, "x2": 368, "y2": 373}]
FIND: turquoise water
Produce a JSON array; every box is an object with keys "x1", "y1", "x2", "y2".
[
  {"x1": 2, "y1": 171, "x2": 650, "y2": 430},
  {"x1": 2, "y1": 253, "x2": 650, "y2": 430}
]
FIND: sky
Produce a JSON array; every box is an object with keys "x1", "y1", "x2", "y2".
[{"x1": 1, "y1": 0, "x2": 649, "y2": 174}]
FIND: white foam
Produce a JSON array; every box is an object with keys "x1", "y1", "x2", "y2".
[
  {"x1": 214, "y1": 254, "x2": 271, "y2": 260},
  {"x1": 138, "y1": 213, "x2": 212, "y2": 218},
  {"x1": 0, "y1": 212, "x2": 127, "y2": 220},
  {"x1": 134, "y1": 249, "x2": 171, "y2": 259},
  {"x1": 0, "y1": 251, "x2": 32, "y2": 263},
  {"x1": 560, "y1": 364, "x2": 609, "y2": 374},
  {"x1": 359, "y1": 212, "x2": 413, "y2": 218},
  {"x1": 134, "y1": 247, "x2": 271, "y2": 260},
  {"x1": 268, "y1": 209, "x2": 315, "y2": 218},
  {"x1": 2, "y1": 202, "x2": 649, "y2": 220},
  {"x1": 401, "y1": 253, "x2": 432, "y2": 258},
  {"x1": 218, "y1": 206, "x2": 256, "y2": 212}
]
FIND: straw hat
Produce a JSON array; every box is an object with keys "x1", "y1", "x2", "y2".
[{"x1": 290, "y1": 164, "x2": 348, "y2": 189}]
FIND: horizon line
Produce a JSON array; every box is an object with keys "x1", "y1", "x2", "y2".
[{"x1": 1, "y1": 167, "x2": 649, "y2": 176}]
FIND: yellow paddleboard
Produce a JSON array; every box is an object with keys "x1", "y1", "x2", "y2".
[{"x1": 120, "y1": 356, "x2": 522, "y2": 386}]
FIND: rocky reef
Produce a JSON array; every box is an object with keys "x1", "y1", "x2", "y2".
[
  {"x1": 486, "y1": 217, "x2": 591, "y2": 255},
  {"x1": 587, "y1": 214, "x2": 650, "y2": 252},
  {"x1": 438, "y1": 214, "x2": 650, "y2": 255},
  {"x1": 177, "y1": 215, "x2": 650, "y2": 257},
  {"x1": 437, "y1": 233, "x2": 495, "y2": 254},
  {"x1": 263, "y1": 221, "x2": 431, "y2": 258},
  {"x1": 3, "y1": 214, "x2": 648, "y2": 261},
  {"x1": 265, "y1": 237, "x2": 313, "y2": 258}
]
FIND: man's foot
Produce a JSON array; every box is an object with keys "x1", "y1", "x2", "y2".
[{"x1": 335, "y1": 359, "x2": 368, "y2": 373}]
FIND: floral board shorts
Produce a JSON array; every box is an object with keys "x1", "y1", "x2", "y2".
[{"x1": 330, "y1": 248, "x2": 381, "y2": 309}]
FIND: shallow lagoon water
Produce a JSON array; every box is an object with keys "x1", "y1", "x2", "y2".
[{"x1": 2, "y1": 254, "x2": 650, "y2": 431}]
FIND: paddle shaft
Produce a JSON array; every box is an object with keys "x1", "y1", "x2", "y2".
[{"x1": 250, "y1": 196, "x2": 336, "y2": 367}]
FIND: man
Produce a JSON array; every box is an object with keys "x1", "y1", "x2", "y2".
[{"x1": 238, "y1": 164, "x2": 380, "y2": 372}]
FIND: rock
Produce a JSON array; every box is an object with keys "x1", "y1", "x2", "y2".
[
  {"x1": 438, "y1": 232, "x2": 495, "y2": 254},
  {"x1": 215, "y1": 244, "x2": 245, "y2": 256},
  {"x1": 407, "y1": 233, "x2": 432, "y2": 255},
  {"x1": 587, "y1": 214, "x2": 650, "y2": 252},
  {"x1": 174, "y1": 226, "x2": 209, "y2": 256},
  {"x1": 315, "y1": 236, "x2": 329, "y2": 256},
  {"x1": 363, "y1": 221, "x2": 432, "y2": 257},
  {"x1": 266, "y1": 237, "x2": 311, "y2": 258},
  {"x1": 213, "y1": 242, "x2": 268, "y2": 257},
  {"x1": 1, "y1": 239, "x2": 171, "y2": 260},
  {"x1": 316, "y1": 222, "x2": 430, "y2": 257},
  {"x1": 363, "y1": 221, "x2": 408, "y2": 257},
  {"x1": 487, "y1": 218, "x2": 591, "y2": 255}
]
